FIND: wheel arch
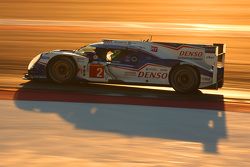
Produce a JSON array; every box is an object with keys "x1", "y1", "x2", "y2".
[
  {"x1": 46, "y1": 55, "x2": 78, "y2": 80},
  {"x1": 169, "y1": 63, "x2": 200, "y2": 86}
]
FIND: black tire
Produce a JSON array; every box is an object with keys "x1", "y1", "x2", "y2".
[
  {"x1": 170, "y1": 65, "x2": 200, "y2": 93},
  {"x1": 47, "y1": 57, "x2": 76, "y2": 83}
]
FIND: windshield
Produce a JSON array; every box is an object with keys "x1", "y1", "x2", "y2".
[
  {"x1": 75, "y1": 45, "x2": 96, "y2": 54},
  {"x1": 74, "y1": 44, "x2": 123, "y2": 62}
]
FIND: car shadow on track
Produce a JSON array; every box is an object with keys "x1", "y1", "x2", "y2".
[{"x1": 14, "y1": 81, "x2": 227, "y2": 153}]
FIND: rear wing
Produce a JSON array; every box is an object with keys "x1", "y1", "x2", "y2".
[
  {"x1": 213, "y1": 43, "x2": 226, "y2": 66},
  {"x1": 210, "y1": 44, "x2": 226, "y2": 85},
  {"x1": 204, "y1": 43, "x2": 226, "y2": 85}
]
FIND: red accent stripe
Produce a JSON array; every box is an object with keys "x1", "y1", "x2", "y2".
[
  {"x1": 155, "y1": 43, "x2": 202, "y2": 50},
  {"x1": 112, "y1": 63, "x2": 167, "y2": 71}
]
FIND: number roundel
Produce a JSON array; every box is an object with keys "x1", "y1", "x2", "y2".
[{"x1": 89, "y1": 64, "x2": 104, "y2": 78}]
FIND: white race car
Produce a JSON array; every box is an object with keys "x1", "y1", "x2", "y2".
[{"x1": 25, "y1": 39, "x2": 226, "y2": 93}]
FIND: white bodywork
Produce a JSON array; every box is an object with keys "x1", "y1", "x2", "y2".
[{"x1": 29, "y1": 39, "x2": 226, "y2": 89}]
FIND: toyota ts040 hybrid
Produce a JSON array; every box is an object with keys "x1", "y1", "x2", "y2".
[{"x1": 25, "y1": 39, "x2": 226, "y2": 93}]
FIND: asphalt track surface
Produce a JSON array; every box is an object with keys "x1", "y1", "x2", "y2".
[
  {"x1": 0, "y1": 0, "x2": 250, "y2": 166},
  {"x1": 0, "y1": 19, "x2": 250, "y2": 112}
]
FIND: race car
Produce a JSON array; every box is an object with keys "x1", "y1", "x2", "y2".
[{"x1": 24, "y1": 39, "x2": 226, "y2": 93}]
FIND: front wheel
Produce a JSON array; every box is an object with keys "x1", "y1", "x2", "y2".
[
  {"x1": 47, "y1": 57, "x2": 77, "y2": 83},
  {"x1": 170, "y1": 65, "x2": 200, "y2": 93}
]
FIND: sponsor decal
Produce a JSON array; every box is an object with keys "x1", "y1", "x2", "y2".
[
  {"x1": 179, "y1": 51, "x2": 203, "y2": 57},
  {"x1": 151, "y1": 46, "x2": 158, "y2": 52},
  {"x1": 138, "y1": 71, "x2": 167, "y2": 79},
  {"x1": 178, "y1": 50, "x2": 203, "y2": 60},
  {"x1": 205, "y1": 55, "x2": 215, "y2": 59}
]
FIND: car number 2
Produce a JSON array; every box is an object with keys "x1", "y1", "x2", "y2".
[{"x1": 89, "y1": 64, "x2": 104, "y2": 78}]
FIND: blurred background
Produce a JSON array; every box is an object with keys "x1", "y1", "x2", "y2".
[
  {"x1": 1, "y1": 1, "x2": 250, "y2": 166},
  {"x1": 0, "y1": 0, "x2": 250, "y2": 89}
]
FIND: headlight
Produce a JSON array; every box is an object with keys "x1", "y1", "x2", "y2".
[{"x1": 28, "y1": 54, "x2": 41, "y2": 70}]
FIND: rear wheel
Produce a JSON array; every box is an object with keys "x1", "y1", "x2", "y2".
[
  {"x1": 48, "y1": 57, "x2": 76, "y2": 83},
  {"x1": 170, "y1": 65, "x2": 200, "y2": 93}
]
